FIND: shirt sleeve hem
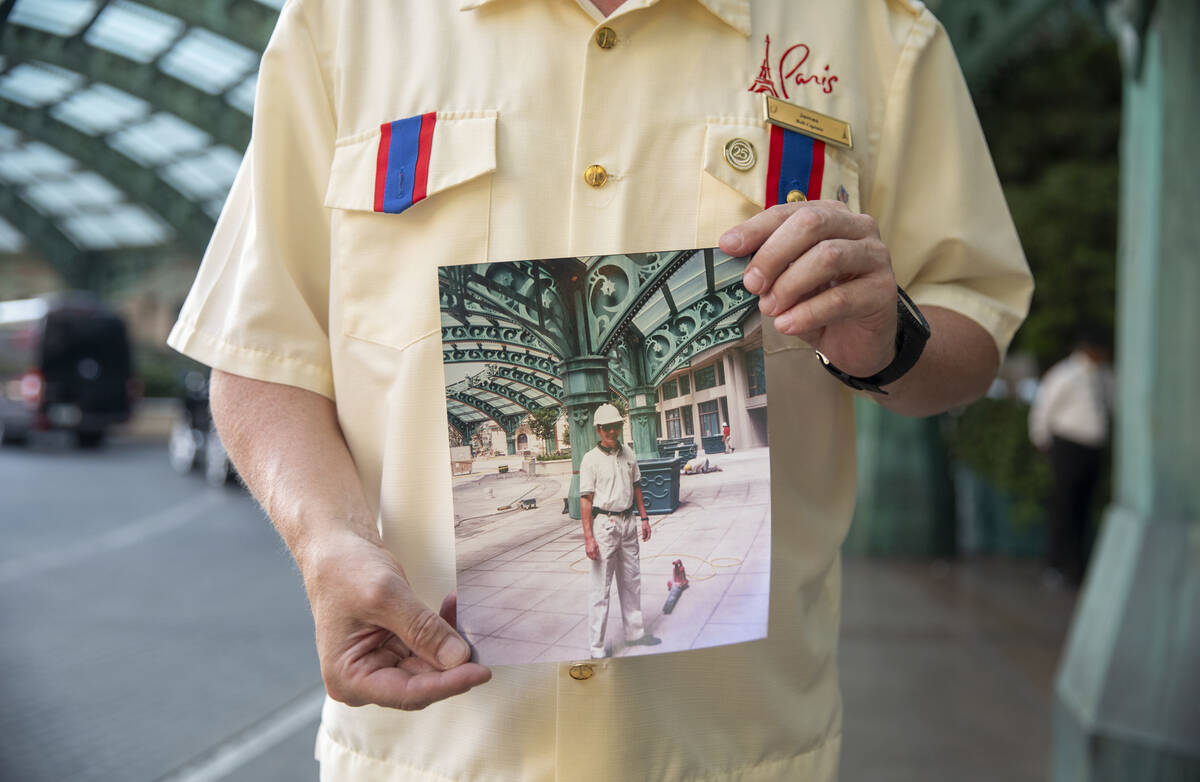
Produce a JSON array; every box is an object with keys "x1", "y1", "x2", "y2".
[
  {"x1": 906, "y1": 283, "x2": 1025, "y2": 362},
  {"x1": 166, "y1": 320, "x2": 336, "y2": 401}
]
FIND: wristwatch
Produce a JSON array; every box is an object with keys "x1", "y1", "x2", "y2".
[{"x1": 816, "y1": 286, "x2": 930, "y2": 395}]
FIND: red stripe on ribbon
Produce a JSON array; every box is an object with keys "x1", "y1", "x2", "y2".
[
  {"x1": 765, "y1": 124, "x2": 785, "y2": 207},
  {"x1": 412, "y1": 112, "x2": 436, "y2": 205},
  {"x1": 373, "y1": 122, "x2": 392, "y2": 213},
  {"x1": 808, "y1": 139, "x2": 826, "y2": 201}
]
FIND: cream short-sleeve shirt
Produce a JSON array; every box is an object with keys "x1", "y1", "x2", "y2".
[
  {"x1": 168, "y1": 1, "x2": 1032, "y2": 779},
  {"x1": 579, "y1": 444, "x2": 642, "y2": 512}
]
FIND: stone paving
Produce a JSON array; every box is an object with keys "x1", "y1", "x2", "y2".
[{"x1": 453, "y1": 447, "x2": 771, "y2": 665}]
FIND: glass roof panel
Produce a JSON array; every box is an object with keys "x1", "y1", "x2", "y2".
[
  {"x1": 50, "y1": 83, "x2": 151, "y2": 136},
  {"x1": 158, "y1": 28, "x2": 258, "y2": 95},
  {"x1": 84, "y1": 0, "x2": 186, "y2": 64},
  {"x1": 108, "y1": 112, "x2": 211, "y2": 166},
  {"x1": 0, "y1": 142, "x2": 77, "y2": 185},
  {"x1": 9, "y1": 0, "x2": 102, "y2": 36},
  {"x1": 0, "y1": 216, "x2": 26, "y2": 254},
  {"x1": 24, "y1": 172, "x2": 124, "y2": 216},
  {"x1": 0, "y1": 62, "x2": 85, "y2": 108},
  {"x1": 252, "y1": 0, "x2": 286, "y2": 8},
  {"x1": 203, "y1": 197, "x2": 227, "y2": 221},
  {"x1": 226, "y1": 73, "x2": 257, "y2": 116},
  {"x1": 160, "y1": 145, "x2": 242, "y2": 200},
  {"x1": 61, "y1": 204, "x2": 171, "y2": 250},
  {"x1": 0, "y1": 126, "x2": 19, "y2": 149}
]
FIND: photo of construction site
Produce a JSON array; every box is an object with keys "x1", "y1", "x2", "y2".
[{"x1": 439, "y1": 251, "x2": 772, "y2": 665}]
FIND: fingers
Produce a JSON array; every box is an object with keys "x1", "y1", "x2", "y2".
[
  {"x1": 363, "y1": 577, "x2": 472, "y2": 672},
  {"x1": 721, "y1": 201, "x2": 877, "y2": 295},
  {"x1": 353, "y1": 662, "x2": 493, "y2": 712},
  {"x1": 773, "y1": 276, "x2": 895, "y2": 337},
  {"x1": 439, "y1": 591, "x2": 458, "y2": 629},
  {"x1": 756, "y1": 238, "x2": 884, "y2": 319}
]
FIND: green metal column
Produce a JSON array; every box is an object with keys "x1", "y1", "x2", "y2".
[
  {"x1": 562, "y1": 356, "x2": 610, "y2": 520},
  {"x1": 1053, "y1": 2, "x2": 1200, "y2": 777},
  {"x1": 844, "y1": 399, "x2": 956, "y2": 557},
  {"x1": 627, "y1": 384, "x2": 659, "y2": 460},
  {"x1": 502, "y1": 417, "x2": 520, "y2": 456}
]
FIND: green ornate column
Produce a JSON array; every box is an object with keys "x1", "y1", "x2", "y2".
[
  {"x1": 627, "y1": 384, "x2": 659, "y2": 460},
  {"x1": 1054, "y1": 2, "x2": 1200, "y2": 778},
  {"x1": 501, "y1": 416, "x2": 521, "y2": 456},
  {"x1": 562, "y1": 356, "x2": 609, "y2": 519}
]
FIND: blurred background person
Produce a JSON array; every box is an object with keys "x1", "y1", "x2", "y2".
[{"x1": 1028, "y1": 329, "x2": 1115, "y2": 588}]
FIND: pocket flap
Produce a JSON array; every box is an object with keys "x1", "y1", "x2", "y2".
[
  {"x1": 703, "y1": 118, "x2": 770, "y2": 209},
  {"x1": 325, "y1": 110, "x2": 497, "y2": 213},
  {"x1": 702, "y1": 117, "x2": 861, "y2": 212}
]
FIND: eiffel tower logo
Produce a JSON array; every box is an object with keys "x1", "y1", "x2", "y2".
[{"x1": 748, "y1": 35, "x2": 779, "y2": 97}]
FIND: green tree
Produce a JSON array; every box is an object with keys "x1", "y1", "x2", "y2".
[{"x1": 526, "y1": 406, "x2": 562, "y2": 455}]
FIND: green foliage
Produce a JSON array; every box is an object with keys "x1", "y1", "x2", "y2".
[
  {"x1": 525, "y1": 406, "x2": 562, "y2": 454},
  {"x1": 974, "y1": 20, "x2": 1121, "y2": 371},
  {"x1": 535, "y1": 453, "x2": 572, "y2": 462},
  {"x1": 945, "y1": 398, "x2": 1051, "y2": 528}
]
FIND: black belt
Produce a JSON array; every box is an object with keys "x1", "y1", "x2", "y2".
[{"x1": 595, "y1": 507, "x2": 632, "y2": 516}]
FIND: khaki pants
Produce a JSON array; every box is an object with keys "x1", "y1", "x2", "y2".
[{"x1": 589, "y1": 511, "x2": 646, "y2": 658}]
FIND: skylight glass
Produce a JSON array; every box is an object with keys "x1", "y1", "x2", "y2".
[
  {"x1": 62, "y1": 204, "x2": 171, "y2": 250},
  {"x1": 84, "y1": 0, "x2": 186, "y2": 64},
  {"x1": 108, "y1": 112, "x2": 211, "y2": 167},
  {"x1": 252, "y1": 0, "x2": 285, "y2": 8},
  {"x1": 9, "y1": 0, "x2": 102, "y2": 36},
  {"x1": 0, "y1": 142, "x2": 77, "y2": 185},
  {"x1": 0, "y1": 125, "x2": 19, "y2": 149},
  {"x1": 158, "y1": 28, "x2": 258, "y2": 94},
  {"x1": 0, "y1": 216, "x2": 26, "y2": 254},
  {"x1": 50, "y1": 83, "x2": 151, "y2": 136},
  {"x1": 24, "y1": 172, "x2": 125, "y2": 216},
  {"x1": 0, "y1": 62, "x2": 85, "y2": 108},
  {"x1": 161, "y1": 146, "x2": 242, "y2": 200},
  {"x1": 226, "y1": 74, "x2": 257, "y2": 116}
]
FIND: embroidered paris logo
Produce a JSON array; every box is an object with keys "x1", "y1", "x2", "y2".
[{"x1": 747, "y1": 35, "x2": 839, "y2": 98}]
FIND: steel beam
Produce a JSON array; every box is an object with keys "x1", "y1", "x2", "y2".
[
  {"x1": 0, "y1": 101, "x2": 214, "y2": 253},
  {"x1": 3, "y1": 25, "x2": 252, "y2": 151}
]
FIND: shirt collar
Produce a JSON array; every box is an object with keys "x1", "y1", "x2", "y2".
[
  {"x1": 597, "y1": 441, "x2": 622, "y2": 455},
  {"x1": 459, "y1": 0, "x2": 751, "y2": 37}
]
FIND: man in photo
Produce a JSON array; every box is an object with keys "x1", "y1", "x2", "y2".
[{"x1": 580, "y1": 403, "x2": 661, "y2": 659}]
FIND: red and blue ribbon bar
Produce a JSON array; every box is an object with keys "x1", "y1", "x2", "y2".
[
  {"x1": 374, "y1": 112, "x2": 436, "y2": 214},
  {"x1": 765, "y1": 125, "x2": 825, "y2": 207}
]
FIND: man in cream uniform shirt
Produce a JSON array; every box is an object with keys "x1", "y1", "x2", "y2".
[{"x1": 168, "y1": 0, "x2": 1032, "y2": 779}]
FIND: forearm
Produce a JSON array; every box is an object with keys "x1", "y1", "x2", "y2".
[
  {"x1": 580, "y1": 495, "x2": 594, "y2": 538},
  {"x1": 209, "y1": 370, "x2": 378, "y2": 570},
  {"x1": 868, "y1": 305, "x2": 999, "y2": 418},
  {"x1": 634, "y1": 486, "x2": 648, "y2": 518}
]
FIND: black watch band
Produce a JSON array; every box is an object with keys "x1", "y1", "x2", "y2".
[{"x1": 816, "y1": 286, "x2": 931, "y2": 395}]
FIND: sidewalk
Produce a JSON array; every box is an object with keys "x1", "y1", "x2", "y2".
[{"x1": 455, "y1": 447, "x2": 771, "y2": 664}]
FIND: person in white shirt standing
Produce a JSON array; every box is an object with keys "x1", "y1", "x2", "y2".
[
  {"x1": 1029, "y1": 331, "x2": 1115, "y2": 587},
  {"x1": 579, "y1": 404, "x2": 661, "y2": 659}
]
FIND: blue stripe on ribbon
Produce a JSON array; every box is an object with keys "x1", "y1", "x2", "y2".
[
  {"x1": 777, "y1": 129, "x2": 814, "y2": 205},
  {"x1": 381, "y1": 116, "x2": 423, "y2": 214}
]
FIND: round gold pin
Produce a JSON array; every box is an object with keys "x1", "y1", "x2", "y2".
[
  {"x1": 723, "y1": 138, "x2": 756, "y2": 172},
  {"x1": 569, "y1": 663, "x2": 595, "y2": 681},
  {"x1": 786, "y1": 189, "x2": 807, "y2": 203}
]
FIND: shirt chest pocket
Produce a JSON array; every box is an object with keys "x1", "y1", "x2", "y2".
[
  {"x1": 324, "y1": 111, "x2": 498, "y2": 351},
  {"x1": 698, "y1": 117, "x2": 862, "y2": 353}
]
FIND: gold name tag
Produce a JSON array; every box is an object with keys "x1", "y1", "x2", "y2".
[{"x1": 762, "y1": 95, "x2": 853, "y2": 150}]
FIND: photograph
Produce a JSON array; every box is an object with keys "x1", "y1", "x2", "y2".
[{"x1": 439, "y1": 250, "x2": 773, "y2": 665}]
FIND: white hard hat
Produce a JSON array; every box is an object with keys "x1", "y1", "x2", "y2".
[{"x1": 594, "y1": 404, "x2": 623, "y2": 426}]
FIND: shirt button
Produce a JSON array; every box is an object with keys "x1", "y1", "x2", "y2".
[
  {"x1": 569, "y1": 663, "x2": 595, "y2": 681},
  {"x1": 786, "y1": 189, "x2": 807, "y2": 203},
  {"x1": 594, "y1": 27, "x2": 617, "y2": 49},
  {"x1": 584, "y1": 164, "x2": 608, "y2": 188}
]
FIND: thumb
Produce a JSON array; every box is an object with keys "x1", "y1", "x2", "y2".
[{"x1": 386, "y1": 587, "x2": 472, "y2": 670}]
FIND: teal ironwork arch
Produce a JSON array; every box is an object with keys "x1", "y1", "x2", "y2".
[
  {"x1": 439, "y1": 263, "x2": 572, "y2": 358},
  {"x1": 2, "y1": 25, "x2": 252, "y2": 152},
  {"x1": 447, "y1": 414, "x2": 474, "y2": 444},
  {"x1": 134, "y1": 0, "x2": 278, "y2": 52},
  {"x1": 446, "y1": 391, "x2": 525, "y2": 432},
  {"x1": 586, "y1": 250, "x2": 700, "y2": 355},
  {"x1": 643, "y1": 286, "x2": 757, "y2": 386},
  {"x1": 650, "y1": 324, "x2": 746, "y2": 387},
  {"x1": 485, "y1": 365, "x2": 564, "y2": 401},
  {"x1": 440, "y1": 323, "x2": 560, "y2": 357},
  {"x1": 464, "y1": 379, "x2": 547, "y2": 416},
  {"x1": 442, "y1": 346, "x2": 561, "y2": 377}
]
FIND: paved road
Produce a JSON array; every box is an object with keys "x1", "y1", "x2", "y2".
[{"x1": 0, "y1": 436, "x2": 322, "y2": 782}]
